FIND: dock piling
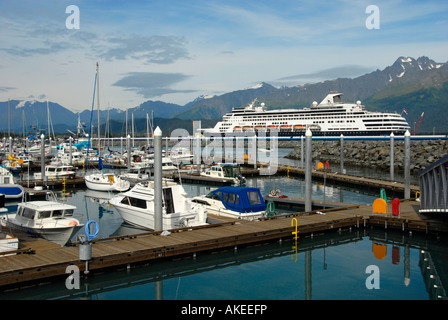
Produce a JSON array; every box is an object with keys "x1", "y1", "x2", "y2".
[
  {"x1": 154, "y1": 127, "x2": 163, "y2": 232},
  {"x1": 305, "y1": 129, "x2": 312, "y2": 212},
  {"x1": 390, "y1": 133, "x2": 394, "y2": 181},
  {"x1": 40, "y1": 133, "x2": 46, "y2": 182},
  {"x1": 404, "y1": 130, "x2": 411, "y2": 199}
]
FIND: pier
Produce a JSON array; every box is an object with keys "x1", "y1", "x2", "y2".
[{"x1": 0, "y1": 198, "x2": 447, "y2": 290}]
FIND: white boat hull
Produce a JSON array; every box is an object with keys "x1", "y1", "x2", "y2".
[
  {"x1": 0, "y1": 233, "x2": 19, "y2": 256},
  {"x1": 112, "y1": 204, "x2": 207, "y2": 230},
  {"x1": 204, "y1": 206, "x2": 264, "y2": 221},
  {"x1": 1, "y1": 218, "x2": 83, "y2": 246},
  {"x1": 85, "y1": 174, "x2": 130, "y2": 192}
]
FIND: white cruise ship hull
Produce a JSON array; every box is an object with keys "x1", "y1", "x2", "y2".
[{"x1": 201, "y1": 93, "x2": 410, "y2": 137}]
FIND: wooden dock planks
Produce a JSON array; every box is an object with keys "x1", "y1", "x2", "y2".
[{"x1": 0, "y1": 199, "x2": 446, "y2": 289}]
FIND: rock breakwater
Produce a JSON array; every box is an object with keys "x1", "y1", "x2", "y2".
[{"x1": 285, "y1": 139, "x2": 448, "y2": 174}]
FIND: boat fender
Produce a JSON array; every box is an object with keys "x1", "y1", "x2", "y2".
[
  {"x1": 68, "y1": 220, "x2": 79, "y2": 227},
  {"x1": 266, "y1": 201, "x2": 275, "y2": 217}
]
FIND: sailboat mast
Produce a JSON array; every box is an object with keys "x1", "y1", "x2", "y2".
[
  {"x1": 8, "y1": 98, "x2": 10, "y2": 138},
  {"x1": 146, "y1": 113, "x2": 150, "y2": 147},
  {"x1": 96, "y1": 62, "x2": 101, "y2": 157}
]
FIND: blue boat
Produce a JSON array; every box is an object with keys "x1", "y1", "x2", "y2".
[
  {"x1": 192, "y1": 186, "x2": 267, "y2": 220},
  {"x1": 0, "y1": 167, "x2": 24, "y2": 199}
]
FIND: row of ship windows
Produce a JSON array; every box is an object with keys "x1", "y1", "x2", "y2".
[
  {"x1": 235, "y1": 114, "x2": 401, "y2": 120},
  {"x1": 314, "y1": 120, "x2": 356, "y2": 124}
]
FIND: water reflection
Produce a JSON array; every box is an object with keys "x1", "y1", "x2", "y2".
[{"x1": 1, "y1": 228, "x2": 446, "y2": 300}]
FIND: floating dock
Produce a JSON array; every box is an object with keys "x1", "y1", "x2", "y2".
[{"x1": 0, "y1": 198, "x2": 446, "y2": 290}]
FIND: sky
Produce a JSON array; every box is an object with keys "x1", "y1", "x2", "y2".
[{"x1": 1, "y1": 0, "x2": 448, "y2": 112}]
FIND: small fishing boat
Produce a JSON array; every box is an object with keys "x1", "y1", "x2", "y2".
[
  {"x1": 0, "y1": 167, "x2": 24, "y2": 199},
  {"x1": 191, "y1": 186, "x2": 266, "y2": 220},
  {"x1": 85, "y1": 172, "x2": 130, "y2": 192},
  {"x1": 200, "y1": 163, "x2": 246, "y2": 185},
  {"x1": 142, "y1": 157, "x2": 177, "y2": 174},
  {"x1": 169, "y1": 147, "x2": 193, "y2": 165},
  {"x1": 33, "y1": 163, "x2": 76, "y2": 180},
  {"x1": 1, "y1": 197, "x2": 83, "y2": 246},
  {"x1": 120, "y1": 166, "x2": 153, "y2": 183},
  {"x1": 109, "y1": 180, "x2": 208, "y2": 230},
  {"x1": 1, "y1": 160, "x2": 22, "y2": 174}
]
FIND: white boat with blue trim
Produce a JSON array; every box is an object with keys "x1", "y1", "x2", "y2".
[{"x1": 191, "y1": 186, "x2": 266, "y2": 220}]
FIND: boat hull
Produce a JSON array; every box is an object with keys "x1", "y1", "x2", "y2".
[
  {"x1": 114, "y1": 206, "x2": 206, "y2": 230},
  {"x1": 85, "y1": 174, "x2": 130, "y2": 192},
  {"x1": 1, "y1": 218, "x2": 83, "y2": 246},
  {"x1": 203, "y1": 129, "x2": 408, "y2": 138},
  {"x1": 0, "y1": 233, "x2": 19, "y2": 255},
  {"x1": 110, "y1": 199, "x2": 207, "y2": 231},
  {"x1": 205, "y1": 207, "x2": 264, "y2": 220}
]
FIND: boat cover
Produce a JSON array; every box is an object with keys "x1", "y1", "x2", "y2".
[{"x1": 210, "y1": 187, "x2": 265, "y2": 213}]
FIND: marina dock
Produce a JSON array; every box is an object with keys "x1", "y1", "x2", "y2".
[{"x1": 0, "y1": 198, "x2": 446, "y2": 290}]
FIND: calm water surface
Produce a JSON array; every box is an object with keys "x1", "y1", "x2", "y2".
[{"x1": 0, "y1": 148, "x2": 440, "y2": 300}]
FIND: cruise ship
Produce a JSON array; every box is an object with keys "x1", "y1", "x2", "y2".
[{"x1": 200, "y1": 92, "x2": 410, "y2": 137}]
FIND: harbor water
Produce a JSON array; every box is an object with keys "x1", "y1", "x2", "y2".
[{"x1": 0, "y1": 148, "x2": 444, "y2": 300}]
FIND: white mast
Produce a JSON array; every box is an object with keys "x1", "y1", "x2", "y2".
[
  {"x1": 132, "y1": 112, "x2": 135, "y2": 147},
  {"x1": 96, "y1": 62, "x2": 101, "y2": 157}
]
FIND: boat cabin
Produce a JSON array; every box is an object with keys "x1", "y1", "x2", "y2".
[
  {"x1": 203, "y1": 163, "x2": 242, "y2": 179},
  {"x1": 203, "y1": 187, "x2": 266, "y2": 213},
  {"x1": 16, "y1": 201, "x2": 76, "y2": 221}
]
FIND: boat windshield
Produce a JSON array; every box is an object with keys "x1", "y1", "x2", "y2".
[
  {"x1": 64, "y1": 209, "x2": 74, "y2": 217},
  {"x1": 53, "y1": 210, "x2": 63, "y2": 217},
  {"x1": 38, "y1": 211, "x2": 51, "y2": 219},
  {"x1": 22, "y1": 207, "x2": 35, "y2": 219},
  {"x1": 206, "y1": 192, "x2": 221, "y2": 200},
  {"x1": 247, "y1": 191, "x2": 262, "y2": 205}
]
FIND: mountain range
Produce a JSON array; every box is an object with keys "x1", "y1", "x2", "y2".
[{"x1": 1, "y1": 56, "x2": 447, "y2": 136}]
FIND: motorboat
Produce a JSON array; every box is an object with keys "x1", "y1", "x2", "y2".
[
  {"x1": 59, "y1": 151, "x2": 85, "y2": 165},
  {"x1": 0, "y1": 167, "x2": 24, "y2": 199},
  {"x1": 1, "y1": 197, "x2": 84, "y2": 246},
  {"x1": 33, "y1": 163, "x2": 76, "y2": 180},
  {"x1": 169, "y1": 147, "x2": 193, "y2": 165},
  {"x1": 109, "y1": 180, "x2": 208, "y2": 230},
  {"x1": 28, "y1": 143, "x2": 50, "y2": 154},
  {"x1": 200, "y1": 163, "x2": 246, "y2": 185},
  {"x1": 191, "y1": 186, "x2": 267, "y2": 220},
  {"x1": 1, "y1": 160, "x2": 22, "y2": 174},
  {"x1": 142, "y1": 157, "x2": 177, "y2": 174},
  {"x1": 85, "y1": 172, "x2": 130, "y2": 192},
  {"x1": 57, "y1": 144, "x2": 85, "y2": 165},
  {"x1": 120, "y1": 166, "x2": 153, "y2": 183},
  {"x1": 0, "y1": 206, "x2": 19, "y2": 255}
]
